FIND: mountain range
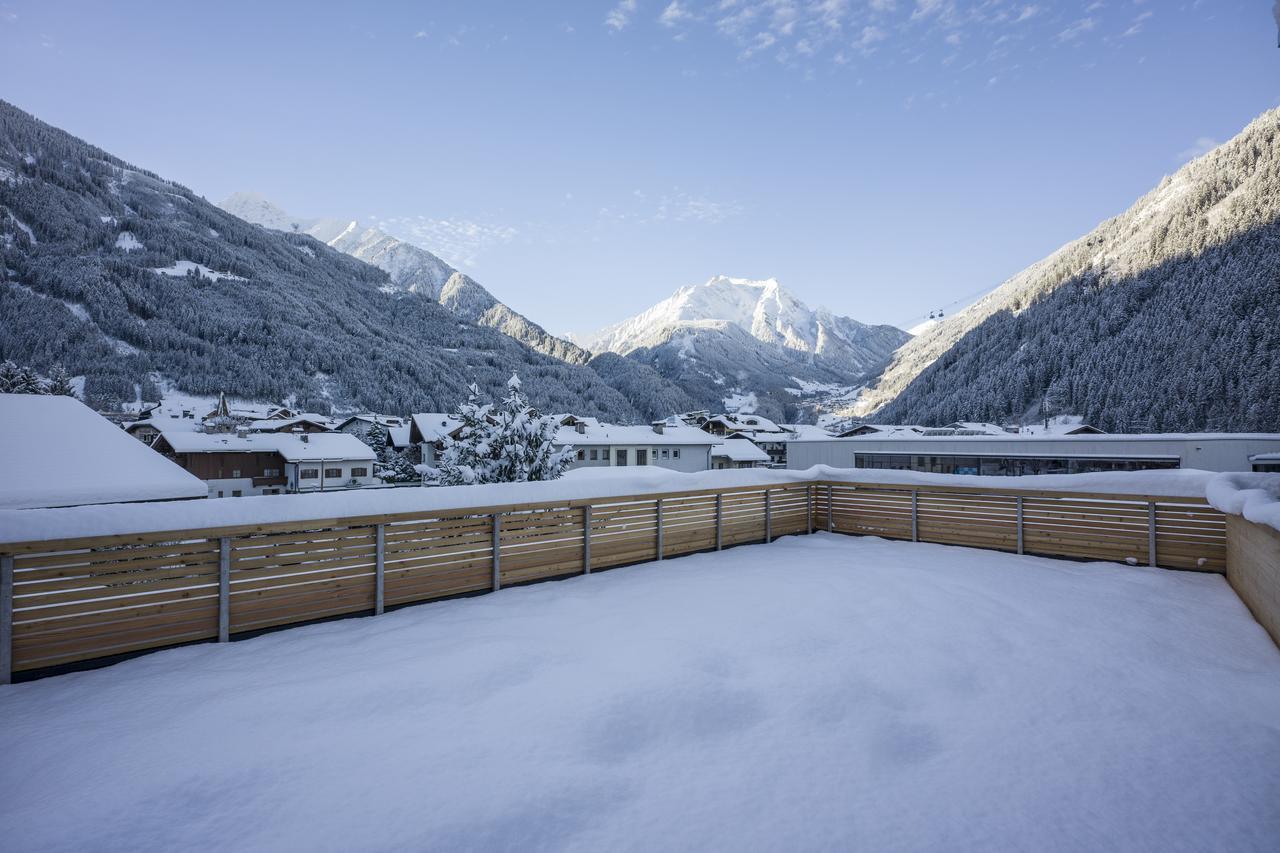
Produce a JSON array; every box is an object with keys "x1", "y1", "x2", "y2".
[
  {"x1": 4, "y1": 95, "x2": 1278, "y2": 433},
  {"x1": 853, "y1": 107, "x2": 1280, "y2": 433},
  {"x1": 578, "y1": 275, "x2": 911, "y2": 421},
  {"x1": 0, "y1": 100, "x2": 696, "y2": 420}
]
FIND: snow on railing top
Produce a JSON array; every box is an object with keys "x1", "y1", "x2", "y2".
[
  {"x1": 0, "y1": 465, "x2": 1221, "y2": 548},
  {"x1": 1206, "y1": 472, "x2": 1280, "y2": 534}
]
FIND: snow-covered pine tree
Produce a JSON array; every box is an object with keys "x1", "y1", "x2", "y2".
[
  {"x1": 45, "y1": 365, "x2": 77, "y2": 397},
  {"x1": 366, "y1": 421, "x2": 388, "y2": 461},
  {"x1": 490, "y1": 374, "x2": 574, "y2": 482},
  {"x1": 428, "y1": 375, "x2": 572, "y2": 485},
  {"x1": 430, "y1": 384, "x2": 497, "y2": 486},
  {"x1": 11, "y1": 365, "x2": 45, "y2": 395},
  {"x1": 0, "y1": 360, "x2": 20, "y2": 393}
]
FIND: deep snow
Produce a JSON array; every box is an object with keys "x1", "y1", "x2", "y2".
[{"x1": 3, "y1": 534, "x2": 1278, "y2": 852}]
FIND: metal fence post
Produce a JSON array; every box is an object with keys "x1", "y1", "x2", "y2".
[
  {"x1": 826, "y1": 485, "x2": 834, "y2": 533},
  {"x1": 218, "y1": 537, "x2": 230, "y2": 643},
  {"x1": 1, "y1": 554, "x2": 13, "y2": 685},
  {"x1": 492, "y1": 513, "x2": 502, "y2": 590},
  {"x1": 1148, "y1": 502, "x2": 1157, "y2": 567},
  {"x1": 911, "y1": 492, "x2": 919, "y2": 543},
  {"x1": 764, "y1": 489, "x2": 772, "y2": 543},
  {"x1": 375, "y1": 524, "x2": 385, "y2": 615},
  {"x1": 806, "y1": 485, "x2": 813, "y2": 534},
  {"x1": 716, "y1": 493, "x2": 723, "y2": 551},
  {"x1": 656, "y1": 498, "x2": 664, "y2": 560},
  {"x1": 583, "y1": 505, "x2": 592, "y2": 574},
  {"x1": 1016, "y1": 496, "x2": 1024, "y2": 555}
]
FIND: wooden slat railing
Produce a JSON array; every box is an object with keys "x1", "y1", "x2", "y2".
[{"x1": 0, "y1": 480, "x2": 1226, "y2": 680}]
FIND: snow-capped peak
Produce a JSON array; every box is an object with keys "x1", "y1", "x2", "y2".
[{"x1": 583, "y1": 275, "x2": 869, "y2": 358}]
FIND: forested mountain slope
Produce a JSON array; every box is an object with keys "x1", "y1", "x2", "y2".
[
  {"x1": 859, "y1": 107, "x2": 1280, "y2": 432},
  {"x1": 0, "y1": 101, "x2": 691, "y2": 419}
]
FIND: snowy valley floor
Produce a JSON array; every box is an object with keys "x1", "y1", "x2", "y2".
[{"x1": 3, "y1": 534, "x2": 1280, "y2": 852}]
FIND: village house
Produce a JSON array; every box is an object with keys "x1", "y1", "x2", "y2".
[
  {"x1": 711, "y1": 438, "x2": 771, "y2": 469},
  {"x1": 558, "y1": 419, "x2": 717, "y2": 472},
  {"x1": 153, "y1": 431, "x2": 377, "y2": 497},
  {"x1": 409, "y1": 413, "x2": 464, "y2": 468}
]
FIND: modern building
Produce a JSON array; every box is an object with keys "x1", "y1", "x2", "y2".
[
  {"x1": 154, "y1": 431, "x2": 377, "y2": 497},
  {"x1": 787, "y1": 432, "x2": 1280, "y2": 476},
  {"x1": 0, "y1": 393, "x2": 208, "y2": 509},
  {"x1": 558, "y1": 420, "x2": 717, "y2": 472}
]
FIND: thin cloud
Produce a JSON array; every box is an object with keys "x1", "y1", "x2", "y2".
[
  {"x1": 659, "y1": 1, "x2": 693, "y2": 28},
  {"x1": 377, "y1": 216, "x2": 519, "y2": 269},
  {"x1": 1178, "y1": 137, "x2": 1220, "y2": 163},
  {"x1": 606, "y1": 0, "x2": 638, "y2": 31}
]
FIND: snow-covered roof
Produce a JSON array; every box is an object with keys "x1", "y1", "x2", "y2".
[
  {"x1": 711, "y1": 439, "x2": 771, "y2": 463},
  {"x1": 411, "y1": 413, "x2": 464, "y2": 444},
  {"x1": 158, "y1": 431, "x2": 375, "y2": 462},
  {"x1": 247, "y1": 416, "x2": 333, "y2": 432},
  {"x1": 707, "y1": 413, "x2": 785, "y2": 434},
  {"x1": 924, "y1": 422, "x2": 1009, "y2": 436},
  {"x1": 780, "y1": 424, "x2": 834, "y2": 441},
  {"x1": 0, "y1": 393, "x2": 208, "y2": 510},
  {"x1": 388, "y1": 425, "x2": 411, "y2": 448},
  {"x1": 1251, "y1": 452, "x2": 1280, "y2": 462},
  {"x1": 336, "y1": 413, "x2": 405, "y2": 430},
  {"x1": 554, "y1": 423, "x2": 717, "y2": 446}
]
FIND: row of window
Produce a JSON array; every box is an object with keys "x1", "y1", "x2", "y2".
[
  {"x1": 574, "y1": 448, "x2": 682, "y2": 463},
  {"x1": 299, "y1": 467, "x2": 370, "y2": 480},
  {"x1": 852, "y1": 453, "x2": 1180, "y2": 476}
]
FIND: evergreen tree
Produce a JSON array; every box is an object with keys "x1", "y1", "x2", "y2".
[
  {"x1": 490, "y1": 374, "x2": 574, "y2": 482},
  {"x1": 428, "y1": 375, "x2": 571, "y2": 485},
  {"x1": 0, "y1": 360, "x2": 20, "y2": 393},
  {"x1": 11, "y1": 365, "x2": 45, "y2": 395},
  {"x1": 430, "y1": 384, "x2": 496, "y2": 486},
  {"x1": 45, "y1": 364, "x2": 77, "y2": 397}
]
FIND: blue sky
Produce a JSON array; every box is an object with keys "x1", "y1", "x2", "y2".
[{"x1": 2, "y1": 1, "x2": 1276, "y2": 334}]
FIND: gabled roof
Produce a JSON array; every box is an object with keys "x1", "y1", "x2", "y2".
[
  {"x1": 711, "y1": 439, "x2": 771, "y2": 462},
  {"x1": 156, "y1": 431, "x2": 375, "y2": 462},
  {"x1": 335, "y1": 413, "x2": 405, "y2": 430},
  {"x1": 248, "y1": 416, "x2": 333, "y2": 433},
  {"x1": 0, "y1": 394, "x2": 208, "y2": 509},
  {"x1": 705, "y1": 413, "x2": 785, "y2": 434},
  {"x1": 410, "y1": 413, "x2": 465, "y2": 444}
]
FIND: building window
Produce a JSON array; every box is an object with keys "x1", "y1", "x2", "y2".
[
  {"x1": 232, "y1": 490, "x2": 242, "y2": 497},
  {"x1": 615, "y1": 449, "x2": 628, "y2": 466},
  {"x1": 661, "y1": 449, "x2": 670, "y2": 459},
  {"x1": 301, "y1": 468, "x2": 319, "y2": 480},
  {"x1": 324, "y1": 468, "x2": 342, "y2": 479},
  {"x1": 577, "y1": 450, "x2": 585, "y2": 461},
  {"x1": 350, "y1": 467, "x2": 368, "y2": 478},
  {"x1": 589, "y1": 449, "x2": 598, "y2": 461},
  {"x1": 263, "y1": 468, "x2": 280, "y2": 477},
  {"x1": 672, "y1": 449, "x2": 680, "y2": 459},
  {"x1": 231, "y1": 469, "x2": 241, "y2": 479}
]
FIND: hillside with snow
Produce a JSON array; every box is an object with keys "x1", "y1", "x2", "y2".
[
  {"x1": 853, "y1": 107, "x2": 1280, "y2": 432},
  {"x1": 0, "y1": 101, "x2": 696, "y2": 420},
  {"x1": 580, "y1": 275, "x2": 909, "y2": 421}
]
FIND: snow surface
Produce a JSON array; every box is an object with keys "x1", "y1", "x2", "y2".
[
  {"x1": 1206, "y1": 472, "x2": 1280, "y2": 533},
  {"x1": 0, "y1": 394, "x2": 208, "y2": 510},
  {"x1": 150, "y1": 260, "x2": 246, "y2": 282},
  {"x1": 2, "y1": 534, "x2": 1278, "y2": 851},
  {"x1": 0, "y1": 465, "x2": 1218, "y2": 547},
  {"x1": 114, "y1": 231, "x2": 144, "y2": 251}
]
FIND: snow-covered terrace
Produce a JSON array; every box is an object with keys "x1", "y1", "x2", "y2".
[{"x1": 2, "y1": 531, "x2": 1278, "y2": 850}]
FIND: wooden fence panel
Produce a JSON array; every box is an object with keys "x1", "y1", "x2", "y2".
[
  {"x1": 11, "y1": 537, "x2": 220, "y2": 670},
  {"x1": 0, "y1": 479, "x2": 1230, "y2": 677},
  {"x1": 383, "y1": 514, "x2": 494, "y2": 606}
]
